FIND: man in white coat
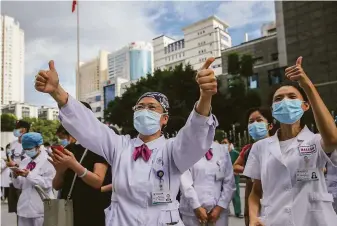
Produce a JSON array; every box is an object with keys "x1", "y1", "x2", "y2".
[
  {"x1": 179, "y1": 141, "x2": 235, "y2": 226},
  {"x1": 34, "y1": 58, "x2": 218, "y2": 226},
  {"x1": 12, "y1": 132, "x2": 55, "y2": 226}
]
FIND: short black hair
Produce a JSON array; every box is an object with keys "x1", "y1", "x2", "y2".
[
  {"x1": 269, "y1": 81, "x2": 308, "y2": 106},
  {"x1": 245, "y1": 107, "x2": 273, "y2": 124},
  {"x1": 44, "y1": 142, "x2": 50, "y2": 147},
  {"x1": 56, "y1": 125, "x2": 70, "y2": 136},
  {"x1": 15, "y1": 120, "x2": 31, "y2": 132},
  {"x1": 6, "y1": 143, "x2": 10, "y2": 149},
  {"x1": 80, "y1": 101, "x2": 92, "y2": 111}
]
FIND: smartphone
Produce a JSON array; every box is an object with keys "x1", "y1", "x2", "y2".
[{"x1": 51, "y1": 145, "x2": 65, "y2": 153}]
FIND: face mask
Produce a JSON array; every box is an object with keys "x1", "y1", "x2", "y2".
[
  {"x1": 6, "y1": 149, "x2": 11, "y2": 155},
  {"x1": 13, "y1": 129, "x2": 22, "y2": 137},
  {"x1": 25, "y1": 148, "x2": 38, "y2": 158},
  {"x1": 133, "y1": 109, "x2": 163, "y2": 136},
  {"x1": 272, "y1": 99, "x2": 304, "y2": 124},
  {"x1": 61, "y1": 139, "x2": 69, "y2": 147},
  {"x1": 248, "y1": 122, "x2": 268, "y2": 141}
]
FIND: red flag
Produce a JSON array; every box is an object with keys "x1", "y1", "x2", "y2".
[{"x1": 72, "y1": 0, "x2": 77, "y2": 13}]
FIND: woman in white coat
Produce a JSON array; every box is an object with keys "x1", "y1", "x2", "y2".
[
  {"x1": 1, "y1": 146, "x2": 11, "y2": 202},
  {"x1": 34, "y1": 58, "x2": 218, "y2": 226},
  {"x1": 244, "y1": 57, "x2": 337, "y2": 226},
  {"x1": 179, "y1": 141, "x2": 235, "y2": 226},
  {"x1": 325, "y1": 153, "x2": 337, "y2": 213},
  {"x1": 12, "y1": 132, "x2": 55, "y2": 226}
]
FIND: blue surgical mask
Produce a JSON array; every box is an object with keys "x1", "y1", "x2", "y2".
[
  {"x1": 13, "y1": 129, "x2": 22, "y2": 137},
  {"x1": 133, "y1": 109, "x2": 163, "y2": 135},
  {"x1": 25, "y1": 148, "x2": 38, "y2": 158},
  {"x1": 61, "y1": 139, "x2": 69, "y2": 147},
  {"x1": 272, "y1": 99, "x2": 304, "y2": 124},
  {"x1": 248, "y1": 122, "x2": 268, "y2": 141}
]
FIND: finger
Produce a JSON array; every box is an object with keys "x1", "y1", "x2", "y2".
[
  {"x1": 285, "y1": 66, "x2": 300, "y2": 75},
  {"x1": 35, "y1": 75, "x2": 46, "y2": 83},
  {"x1": 199, "y1": 83, "x2": 217, "y2": 91},
  {"x1": 197, "y1": 76, "x2": 216, "y2": 85},
  {"x1": 198, "y1": 68, "x2": 214, "y2": 78},
  {"x1": 53, "y1": 149, "x2": 65, "y2": 157},
  {"x1": 49, "y1": 60, "x2": 55, "y2": 71},
  {"x1": 200, "y1": 57, "x2": 215, "y2": 70},
  {"x1": 48, "y1": 158, "x2": 56, "y2": 166},
  {"x1": 38, "y1": 70, "x2": 49, "y2": 80},
  {"x1": 35, "y1": 81, "x2": 45, "y2": 87},
  {"x1": 296, "y1": 56, "x2": 303, "y2": 66},
  {"x1": 53, "y1": 153, "x2": 64, "y2": 162},
  {"x1": 63, "y1": 149, "x2": 72, "y2": 156},
  {"x1": 286, "y1": 71, "x2": 301, "y2": 79},
  {"x1": 284, "y1": 65, "x2": 297, "y2": 74}
]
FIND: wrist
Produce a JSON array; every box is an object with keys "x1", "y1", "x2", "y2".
[{"x1": 51, "y1": 86, "x2": 68, "y2": 107}]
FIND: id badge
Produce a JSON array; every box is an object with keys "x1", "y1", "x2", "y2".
[
  {"x1": 152, "y1": 191, "x2": 172, "y2": 205},
  {"x1": 296, "y1": 168, "x2": 319, "y2": 182},
  {"x1": 216, "y1": 171, "x2": 225, "y2": 181}
]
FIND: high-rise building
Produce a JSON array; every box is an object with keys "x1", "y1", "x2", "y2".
[
  {"x1": 275, "y1": 1, "x2": 337, "y2": 110},
  {"x1": 261, "y1": 22, "x2": 277, "y2": 37},
  {"x1": 107, "y1": 41, "x2": 153, "y2": 80},
  {"x1": 153, "y1": 16, "x2": 231, "y2": 76},
  {"x1": 1, "y1": 102, "x2": 38, "y2": 119},
  {"x1": 76, "y1": 50, "x2": 109, "y2": 120},
  {"x1": 38, "y1": 106, "x2": 59, "y2": 121},
  {"x1": 0, "y1": 15, "x2": 24, "y2": 105}
]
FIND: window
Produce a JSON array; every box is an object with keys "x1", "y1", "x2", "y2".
[
  {"x1": 164, "y1": 47, "x2": 167, "y2": 54},
  {"x1": 168, "y1": 46, "x2": 171, "y2": 53},
  {"x1": 248, "y1": 74, "x2": 259, "y2": 89},
  {"x1": 271, "y1": 53, "x2": 278, "y2": 61},
  {"x1": 174, "y1": 43, "x2": 177, "y2": 51},
  {"x1": 177, "y1": 42, "x2": 180, "y2": 49},
  {"x1": 222, "y1": 35, "x2": 229, "y2": 42},
  {"x1": 268, "y1": 68, "x2": 283, "y2": 85},
  {"x1": 254, "y1": 57, "x2": 264, "y2": 65}
]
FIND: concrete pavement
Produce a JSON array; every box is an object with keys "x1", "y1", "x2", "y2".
[{"x1": 1, "y1": 185, "x2": 246, "y2": 226}]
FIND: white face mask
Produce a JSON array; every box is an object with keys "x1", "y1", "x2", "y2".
[{"x1": 133, "y1": 109, "x2": 164, "y2": 136}]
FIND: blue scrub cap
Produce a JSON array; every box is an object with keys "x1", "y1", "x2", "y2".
[
  {"x1": 137, "y1": 92, "x2": 170, "y2": 112},
  {"x1": 21, "y1": 132, "x2": 43, "y2": 150}
]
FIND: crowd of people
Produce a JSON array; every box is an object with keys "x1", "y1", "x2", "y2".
[{"x1": 1, "y1": 56, "x2": 337, "y2": 226}]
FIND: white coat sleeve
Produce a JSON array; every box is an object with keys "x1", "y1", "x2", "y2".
[
  {"x1": 12, "y1": 175, "x2": 24, "y2": 189},
  {"x1": 1, "y1": 159, "x2": 7, "y2": 171},
  {"x1": 243, "y1": 143, "x2": 261, "y2": 180},
  {"x1": 59, "y1": 95, "x2": 129, "y2": 164},
  {"x1": 172, "y1": 105, "x2": 218, "y2": 173},
  {"x1": 180, "y1": 170, "x2": 201, "y2": 209},
  {"x1": 26, "y1": 162, "x2": 56, "y2": 190},
  {"x1": 217, "y1": 146, "x2": 236, "y2": 209}
]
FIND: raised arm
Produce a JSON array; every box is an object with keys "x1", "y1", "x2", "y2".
[
  {"x1": 172, "y1": 58, "x2": 218, "y2": 173},
  {"x1": 35, "y1": 60, "x2": 129, "y2": 163},
  {"x1": 285, "y1": 57, "x2": 337, "y2": 152},
  {"x1": 180, "y1": 170, "x2": 201, "y2": 209}
]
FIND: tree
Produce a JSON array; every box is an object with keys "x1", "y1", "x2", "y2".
[
  {"x1": 1, "y1": 114, "x2": 17, "y2": 131},
  {"x1": 22, "y1": 118, "x2": 60, "y2": 143}
]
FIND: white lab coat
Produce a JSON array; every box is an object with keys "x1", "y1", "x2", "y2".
[
  {"x1": 179, "y1": 142, "x2": 235, "y2": 226},
  {"x1": 1, "y1": 151, "x2": 11, "y2": 187},
  {"x1": 9, "y1": 139, "x2": 25, "y2": 165},
  {"x1": 12, "y1": 150, "x2": 55, "y2": 218},
  {"x1": 59, "y1": 96, "x2": 217, "y2": 226},
  {"x1": 326, "y1": 152, "x2": 337, "y2": 213},
  {"x1": 244, "y1": 126, "x2": 337, "y2": 226}
]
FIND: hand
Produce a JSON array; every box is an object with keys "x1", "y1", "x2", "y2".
[
  {"x1": 17, "y1": 169, "x2": 30, "y2": 177},
  {"x1": 249, "y1": 217, "x2": 265, "y2": 226},
  {"x1": 194, "y1": 207, "x2": 208, "y2": 224},
  {"x1": 208, "y1": 205, "x2": 223, "y2": 223},
  {"x1": 196, "y1": 57, "x2": 217, "y2": 98},
  {"x1": 35, "y1": 60, "x2": 60, "y2": 94},
  {"x1": 48, "y1": 157, "x2": 68, "y2": 173},
  {"x1": 51, "y1": 148, "x2": 77, "y2": 169},
  {"x1": 285, "y1": 56, "x2": 312, "y2": 87},
  {"x1": 6, "y1": 160, "x2": 16, "y2": 167}
]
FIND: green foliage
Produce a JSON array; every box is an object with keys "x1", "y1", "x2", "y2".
[
  {"x1": 104, "y1": 62, "x2": 262, "y2": 137},
  {"x1": 1, "y1": 114, "x2": 17, "y2": 131},
  {"x1": 240, "y1": 54, "x2": 254, "y2": 78},
  {"x1": 215, "y1": 129, "x2": 226, "y2": 142},
  {"x1": 21, "y1": 118, "x2": 60, "y2": 144},
  {"x1": 227, "y1": 53, "x2": 240, "y2": 75}
]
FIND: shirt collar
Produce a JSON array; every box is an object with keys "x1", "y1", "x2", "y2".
[{"x1": 133, "y1": 135, "x2": 166, "y2": 150}]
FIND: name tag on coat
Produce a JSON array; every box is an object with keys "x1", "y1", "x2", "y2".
[
  {"x1": 296, "y1": 168, "x2": 319, "y2": 182},
  {"x1": 298, "y1": 144, "x2": 317, "y2": 156},
  {"x1": 152, "y1": 191, "x2": 172, "y2": 205}
]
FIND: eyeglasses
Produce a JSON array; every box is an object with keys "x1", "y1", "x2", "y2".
[{"x1": 132, "y1": 104, "x2": 161, "y2": 112}]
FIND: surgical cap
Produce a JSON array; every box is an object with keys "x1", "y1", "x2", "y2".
[
  {"x1": 137, "y1": 92, "x2": 170, "y2": 112},
  {"x1": 21, "y1": 132, "x2": 43, "y2": 150}
]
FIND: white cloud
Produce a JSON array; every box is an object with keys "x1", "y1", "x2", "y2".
[{"x1": 2, "y1": 1, "x2": 163, "y2": 105}]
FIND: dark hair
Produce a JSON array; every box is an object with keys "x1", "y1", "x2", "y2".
[
  {"x1": 1, "y1": 147, "x2": 3, "y2": 151},
  {"x1": 56, "y1": 125, "x2": 70, "y2": 136},
  {"x1": 269, "y1": 81, "x2": 308, "y2": 106},
  {"x1": 44, "y1": 142, "x2": 50, "y2": 147},
  {"x1": 6, "y1": 143, "x2": 10, "y2": 149},
  {"x1": 80, "y1": 101, "x2": 92, "y2": 111},
  {"x1": 245, "y1": 107, "x2": 273, "y2": 124},
  {"x1": 16, "y1": 120, "x2": 31, "y2": 132},
  {"x1": 109, "y1": 126, "x2": 120, "y2": 135}
]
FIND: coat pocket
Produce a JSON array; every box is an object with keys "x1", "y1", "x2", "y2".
[
  {"x1": 307, "y1": 192, "x2": 335, "y2": 226},
  {"x1": 158, "y1": 202, "x2": 183, "y2": 226}
]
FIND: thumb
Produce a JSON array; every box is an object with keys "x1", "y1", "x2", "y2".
[
  {"x1": 296, "y1": 56, "x2": 302, "y2": 66},
  {"x1": 49, "y1": 60, "x2": 56, "y2": 71},
  {"x1": 201, "y1": 57, "x2": 215, "y2": 70}
]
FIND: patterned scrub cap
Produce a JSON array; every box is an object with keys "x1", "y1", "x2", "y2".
[{"x1": 137, "y1": 92, "x2": 170, "y2": 112}]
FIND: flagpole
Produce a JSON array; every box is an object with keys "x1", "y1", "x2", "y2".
[{"x1": 76, "y1": 0, "x2": 80, "y2": 82}]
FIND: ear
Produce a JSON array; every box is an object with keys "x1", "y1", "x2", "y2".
[
  {"x1": 268, "y1": 123, "x2": 274, "y2": 131},
  {"x1": 302, "y1": 101, "x2": 310, "y2": 112}
]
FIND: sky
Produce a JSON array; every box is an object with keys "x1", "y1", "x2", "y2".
[{"x1": 2, "y1": 0, "x2": 276, "y2": 107}]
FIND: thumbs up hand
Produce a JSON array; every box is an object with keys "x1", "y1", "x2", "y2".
[
  {"x1": 285, "y1": 56, "x2": 311, "y2": 87},
  {"x1": 35, "y1": 60, "x2": 60, "y2": 94},
  {"x1": 196, "y1": 57, "x2": 217, "y2": 97}
]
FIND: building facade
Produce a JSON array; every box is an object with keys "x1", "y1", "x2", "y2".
[
  {"x1": 76, "y1": 50, "x2": 109, "y2": 119},
  {"x1": 107, "y1": 42, "x2": 153, "y2": 81},
  {"x1": 0, "y1": 15, "x2": 24, "y2": 105},
  {"x1": 1, "y1": 102, "x2": 38, "y2": 119},
  {"x1": 275, "y1": 1, "x2": 337, "y2": 110},
  {"x1": 221, "y1": 34, "x2": 282, "y2": 104},
  {"x1": 102, "y1": 77, "x2": 129, "y2": 111},
  {"x1": 153, "y1": 16, "x2": 231, "y2": 76},
  {"x1": 38, "y1": 106, "x2": 59, "y2": 121}
]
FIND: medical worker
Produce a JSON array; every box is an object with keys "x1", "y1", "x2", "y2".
[
  {"x1": 179, "y1": 141, "x2": 235, "y2": 226},
  {"x1": 325, "y1": 154, "x2": 337, "y2": 213},
  {"x1": 34, "y1": 58, "x2": 218, "y2": 226},
  {"x1": 244, "y1": 57, "x2": 337, "y2": 226},
  {"x1": 233, "y1": 107, "x2": 273, "y2": 226},
  {"x1": 12, "y1": 132, "x2": 55, "y2": 226}
]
